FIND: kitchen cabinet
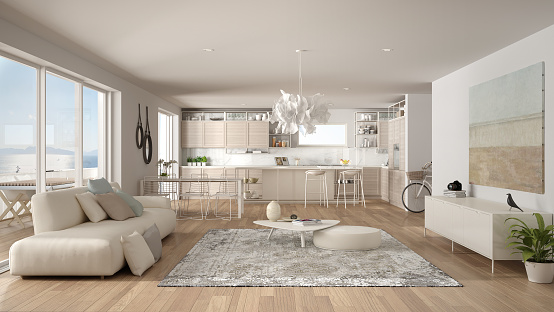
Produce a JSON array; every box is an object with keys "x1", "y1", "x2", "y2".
[
  {"x1": 377, "y1": 121, "x2": 388, "y2": 150},
  {"x1": 362, "y1": 167, "x2": 380, "y2": 196},
  {"x1": 388, "y1": 169, "x2": 405, "y2": 209},
  {"x1": 355, "y1": 112, "x2": 378, "y2": 148},
  {"x1": 203, "y1": 122, "x2": 225, "y2": 147},
  {"x1": 425, "y1": 196, "x2": 553, "y2": 273},
  {"x1": 247, "y1": 121, "x2": 269, "y2": 148},
  {"x1": 225, "y1": 122, "x2": 247, "y2": 147},
  {"x1": 380, "y1": 167, "x2": 389, "y2": 201},
  {"x1": 181, "y1": 121, "x2": 203, "y2": 148}
]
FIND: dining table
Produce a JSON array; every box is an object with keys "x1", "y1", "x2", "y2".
[{"x1": 142, "y1": 176, "x2": 245, "y2": 218}]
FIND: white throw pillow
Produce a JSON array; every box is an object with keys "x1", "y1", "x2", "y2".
[
  {"x1": 121, "y1": 231, "x2": 155, "y2": 276},
  {"x1": 75, "y1": 192, "x2": 108, "y2": 223}
]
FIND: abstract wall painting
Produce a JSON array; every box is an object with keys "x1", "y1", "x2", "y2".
[{"x1": 469, "y1": 62, "x2": 544, "y2": 194}]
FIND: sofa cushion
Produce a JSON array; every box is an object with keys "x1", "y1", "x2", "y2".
[
  {"x1": 143, "y1": 224, "x2": 162, "y2": 262},
  {"x1": 96, "y1": 193, "x2": 135, "y2": 221},
  {"x1": 75, "y1": 192, "x2": 108, "y2": 223},
  {"x1": 9, "y1": 207, "x2": 176, "y2": 276},
  {"x1": 88, "y1": 178, "x2": 114, "y2": 194},
  {"x1": 121, "y1": 231, "x2": 155, "y2": 276},
  {"x1": 116, "y1": 190, "x2": 144, "y2": 217}
]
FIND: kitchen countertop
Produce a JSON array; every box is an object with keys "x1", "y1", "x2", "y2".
[{"x1": 181, "y1": 165, "x2": 380, "y2": 169}]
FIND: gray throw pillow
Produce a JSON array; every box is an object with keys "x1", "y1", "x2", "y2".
[
  {"x1": 95, "y1": 192, "x2": 135, "y2": 221},
  {"x1": 142, "y1": 224, "x2": 162, "y2": 262},
  {"x1": 88, "y1": 178, "x2": 114, "y2": 194},
  {"x1": 115, "y1": 190, "x2": 144, "y2": 216}
]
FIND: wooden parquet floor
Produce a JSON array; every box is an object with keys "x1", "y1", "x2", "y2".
[{"x1": 0, "y1": 199, "x2": 553, "y2": 311}]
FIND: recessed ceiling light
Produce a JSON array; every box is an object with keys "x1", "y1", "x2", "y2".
[
  {"x1": 202, "y1": 48, "x2": 215, "y2": 52},
  {"x1": 241, "y1": 103, "x2": 247, "y2": 106},
  {"x1": 381, "y1": 48, "x2": 393, "y2": 52},
  {"x1": 343, "y1": 87, "x2": 350, "y2": 91}
]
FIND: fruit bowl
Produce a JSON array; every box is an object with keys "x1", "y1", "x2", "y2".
[{"x1": 339, "y1": 159, "x2": 350, "y2": 166}]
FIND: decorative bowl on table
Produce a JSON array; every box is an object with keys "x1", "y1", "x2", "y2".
[
  {"x1": 340, "y1": 159, "x2": 350, "y2": 166},
  {"x1": 248, "y1": 177, "x2": 259, "y2": 183}
]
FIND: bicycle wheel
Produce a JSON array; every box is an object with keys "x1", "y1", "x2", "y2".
[{"x1": 402, "y1": 182, "x2": 431, "y2": 213}]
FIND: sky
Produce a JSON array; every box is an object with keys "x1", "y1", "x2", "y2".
[{"x1": 0, "y1": 55, "x2": 100, "y2": 153}]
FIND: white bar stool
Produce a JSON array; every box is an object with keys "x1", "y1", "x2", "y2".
[
  {"x1": 336, "y1": 170, "x2": 365, "y2": 208},
  {"x1": 304, "y1": 170, "x2": 329, "y2": 208}
]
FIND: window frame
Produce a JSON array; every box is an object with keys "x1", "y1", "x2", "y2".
[{"x1": 0, "y1": 51, "x2": 109, "y2": 192}]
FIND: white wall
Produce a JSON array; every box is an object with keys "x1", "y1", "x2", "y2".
[
  {"x1": 432, "y1": 24, "x2": 554, "y2": 213},
  {"x1": 0, "y1": 17, "x2": 181, "y2": 195},
  {"x1": 406, "y1": 94, "x2": 432, "y2": 172}
]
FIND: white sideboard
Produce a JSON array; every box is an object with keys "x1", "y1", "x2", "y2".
[{"x1": 425, "y1": 196, "x2": 553, "y2": 273}]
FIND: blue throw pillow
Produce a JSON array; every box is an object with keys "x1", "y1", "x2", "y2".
[
  {"x1": 115, "y1": 189, "x2": 144, "y2": 217},
  {"x1": 87, "y1": 178, "x2": 114, "y2": 194}
]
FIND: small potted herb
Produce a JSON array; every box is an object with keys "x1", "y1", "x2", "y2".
[
  {"x1": 201, "y1": 156, "x2": 207, "y2": 166},
  {"x1": 187, "y1": 157, "x2": 193, "y2": 166},
  {"x1": 505, "y1": 213, "x2": 554, "y2": 283},
  {"x1": 195, "y1": 156, "x2": 202, "y2": 166}
]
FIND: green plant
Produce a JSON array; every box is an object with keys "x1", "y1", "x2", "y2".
[
  {"x1": 195, "y1": 156, "x2": 202, "y2": 162},
  {"x1": 187, "y1": 157, "x2": 193, "y2": 162},
  {"x1": 201, "y1": 156, "x2": 207, "y2": 162},
  {"x1": 505, "y1": 213, "x2": 554, "y2": 263}
]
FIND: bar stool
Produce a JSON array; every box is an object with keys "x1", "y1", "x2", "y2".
[
  {"x1": 304, "y1": 170, "x2": 329, "y2": 208},
  {"x1": 336, "y1": 170, "x2": 365, "y2": 209}
]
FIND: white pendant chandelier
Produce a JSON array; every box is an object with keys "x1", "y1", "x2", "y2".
[{"x1": 269, "y1": 50, "x2": 331, "y2": 135}]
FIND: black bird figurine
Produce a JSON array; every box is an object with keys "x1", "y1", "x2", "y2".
[{"x1": 506, "y1": 193, "x2": 523, "y2": 212}]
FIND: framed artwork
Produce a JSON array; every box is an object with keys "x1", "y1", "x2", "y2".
[
  {"x1": 282, "y1": 157, "x2": 289, "y2": 166},
  {"x1": 469, "y1": 62, "x2": 544, "y2": 194},
  {"x1": 274, "y1": 157, "x2": 283, "y2": 166}
]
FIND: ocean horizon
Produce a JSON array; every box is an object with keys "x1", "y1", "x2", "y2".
[{"x1": 0, "y1": 154, "x2": 98, "y2": 174}]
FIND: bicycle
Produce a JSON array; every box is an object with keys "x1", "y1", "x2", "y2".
[{"x1": 402, "y1": 162, "x2": 432, "y2": 213}]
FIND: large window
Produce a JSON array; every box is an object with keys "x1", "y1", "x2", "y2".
[
  {"x1": 0, "y1": 55, "x2": 37, "y2": 180},
  {"x1": 0, "y1": 53, "x2": 107, "y2": 189},
  {"x1": 46, "y1": 73, "x2": 76, "y2": 179},
  {"x1": 158, "y1": 110, "x2": 176, "y2": 176},
  {"x1": 83, "y1": 86, "x2": 104, "y2": 179},
  {"x1": 298, "y1": 124, "x2": 347, "y2": 147}
]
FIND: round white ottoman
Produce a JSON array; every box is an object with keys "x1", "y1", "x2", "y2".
[{"x1": 313, "y1": 225, "x2": 381, "y2": 250}]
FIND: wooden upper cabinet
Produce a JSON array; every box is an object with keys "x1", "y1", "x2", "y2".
[
  {"x1": 203, "y1": 122, "x2": 225, "y2": 147},
  {"x1": 377, "y1": 121, "x2": 388, "y2": 149},
  {"x1": 247, "y1": 121, "x2": 269, "y2": 148},
  {"x1": 181, "y1": 121, "x2": 203, "y2": 148},
  {"x1": 225, "y1": 121, "x2": 247, "y2": 147}
]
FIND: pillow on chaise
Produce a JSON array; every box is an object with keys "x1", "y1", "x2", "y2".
[
  {"x1": 142, "y1": 224, "x2": 162, "y2": 262},
  {"x1": 75, "y1": 191, "x2": 108, "y2": 222},
  {"x1": 88, "y1": 177, "x2": 114, "y2": 194},
  {"x1": 115, "y1": 189, "x2": 144, "y2": 217},
  {"x1": 121, "y1": 231, "x2": 155, "y2": 276},
  {"x1": 95, "y1": 192, "x2": 135, "y2": 221}
]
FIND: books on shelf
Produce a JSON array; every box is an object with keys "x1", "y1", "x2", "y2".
[
  {"x1": 443, "y1": 190, "x2": 466, "y2": 198},
  {"x1": 292, "y1": 219, "x2": 322, "y2": 226}
]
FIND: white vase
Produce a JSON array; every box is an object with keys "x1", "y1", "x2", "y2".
[
  {"x1": 266, "y1": 201, "x2": 281, "y2": 222},
  {"x1": 525, "y1": 261, "x2": 554, "y2": 283}
]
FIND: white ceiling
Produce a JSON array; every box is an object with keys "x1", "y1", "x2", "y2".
[{"x1": 1, "y1": 0, "x2": 554, "y2": 109}]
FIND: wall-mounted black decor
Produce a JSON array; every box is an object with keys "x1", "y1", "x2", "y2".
[
  {"x1": 142, "y1": 106, "x2": 152, "y2": 164},
  {"x1": 136, "y1": 103, "x2": 144, "y2": 149}
]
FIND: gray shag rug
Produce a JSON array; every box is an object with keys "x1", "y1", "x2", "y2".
[{"x1": 159, "y1": 229, "x2": 462, "y2": 287}]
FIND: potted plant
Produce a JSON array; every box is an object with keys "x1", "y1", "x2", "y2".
[
  {"x1": 195, "y1": 156, "x2": 202, "y2": 166},
  {"x1": 187, "y1": 157, "x2": 193, "y2": 166},
  {"x1": 505, "y1": 213, "x2": 554, "y2": 283},
  {"x1": 201, "y1": 156, "x2": 207, "y2": 166}
]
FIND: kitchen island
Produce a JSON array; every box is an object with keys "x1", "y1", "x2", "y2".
[{"x1": 180, "y1": 165, "x2": 380, "y2": 203}]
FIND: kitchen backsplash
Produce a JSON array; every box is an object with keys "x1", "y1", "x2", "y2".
[{"x1": 183, "y1": 148, "x2": 388, "y2": 167}]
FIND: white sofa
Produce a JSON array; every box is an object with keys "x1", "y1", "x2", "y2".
[{"x1": 9, "y1": 182, "x2": 176, "y2": 277}]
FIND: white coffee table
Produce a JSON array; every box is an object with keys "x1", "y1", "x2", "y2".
[{"x1": 253, "y1": 220, "x2": 340, "y2": 247}]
